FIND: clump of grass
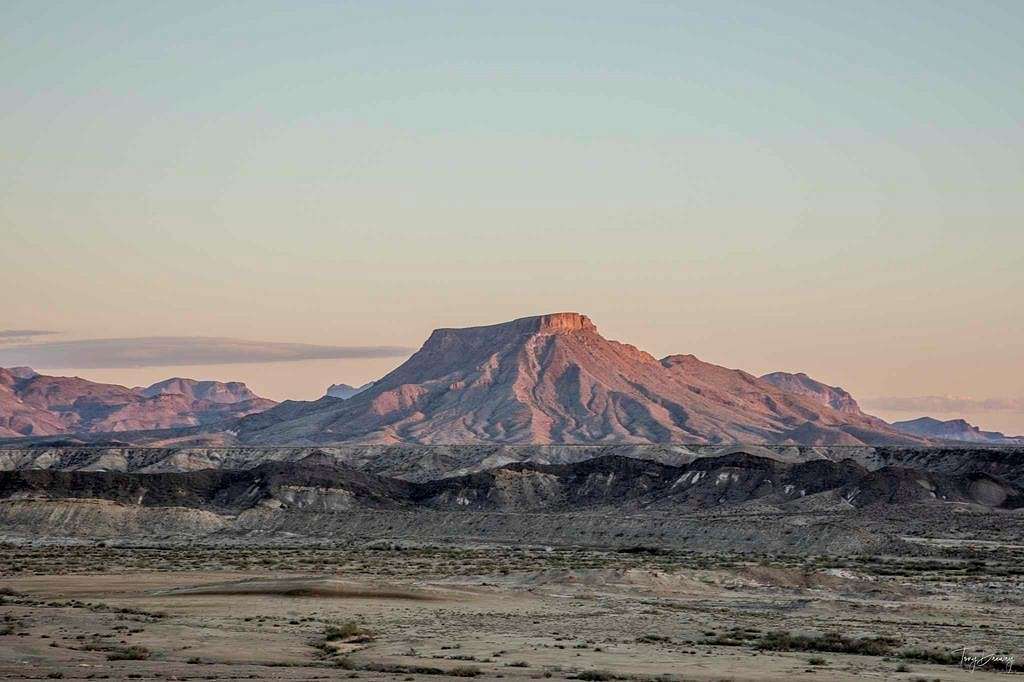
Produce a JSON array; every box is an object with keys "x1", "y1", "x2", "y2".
[
  {"x1": 808, "y1": 656, "x2": 827, "y2": 666},
  {"x1": 576, "y1": 671, "x2": 617, "y2": 681}
]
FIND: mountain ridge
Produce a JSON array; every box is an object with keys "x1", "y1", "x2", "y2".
[
  {"x1": 892, "y1": 416, "x2": 1024, "y2": 444},
  {"x1": 3, "y1": 452, "x2": 1020, "y2": 513},
  {"x1": 0, "y1": 368, "x2": 276, "y2": 438}
]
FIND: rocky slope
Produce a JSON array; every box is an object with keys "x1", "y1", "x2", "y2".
[
  {"x1": 224, "y1": 313, "x2": 922, "y2": 446},
  {"x1": 0, "y1": 368, "x2": 276, "y2": 437},
  {"x1": 892, "y1": 416, "x2": 1024, "y2": 444}
]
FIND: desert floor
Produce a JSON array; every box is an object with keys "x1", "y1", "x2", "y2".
[{"x1": 1, "y1": 544, "x2": 1021, "y2": 680}]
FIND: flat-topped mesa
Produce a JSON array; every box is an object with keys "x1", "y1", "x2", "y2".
[
  {"x1": 426, "y1": 312, "x2": 597, "y2": 345},
  {"x1": 413, "y1": 313, "x2": 600, "y2": 362},
  {"x1": 520, "y1": 312, "x2": 597, "y2": 335}
]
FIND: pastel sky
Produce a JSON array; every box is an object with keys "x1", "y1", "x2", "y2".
[{"x1": 2, "y1": 2, "x2": 1022, "y2": 432}]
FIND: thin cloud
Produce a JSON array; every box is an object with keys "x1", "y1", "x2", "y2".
[
  {"x1": 862, "y1": 395, "x2": 1024, "y2": 414},
  {"x1": 0, "y1": 336, "x2": 413, "y2": 369},
  {"x1": 0, "y1": 329, "x2": 60, "y2": 344}
]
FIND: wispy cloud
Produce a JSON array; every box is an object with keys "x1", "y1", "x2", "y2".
[
  {"x1": 0, "y1": 329, "x2": 60, "y2": 344},
  {"x1": 862, "y1": 395, "x2": 1024, "y2": 414},
  {"x1": 0, "y1": 337, "x2": 413, "y2": 369}
]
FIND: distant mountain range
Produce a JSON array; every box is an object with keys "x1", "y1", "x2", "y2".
[
  {"x1": 891, "y1": 417, "x2": 1023, "y2": 445},
  {"x1": 1, "y1": 313, "x2": 1015, "y2": 447},
  {"x1": 0, "y1": 368, "x2": 275, "y2": 438},
  {"x1": 324, "y1": 382, "x2": 375, "y2": 399}
]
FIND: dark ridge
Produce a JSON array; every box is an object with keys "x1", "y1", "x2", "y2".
[{"x1": 2, "y1": 451, "x2": 1022, "y2": 513}]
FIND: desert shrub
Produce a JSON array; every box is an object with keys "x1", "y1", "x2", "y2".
[
  {"x1": 756, "y1": 631, "x2": 900, "y2": 656},
  {"x1": 106, "y1": 645, "x2": 151, "y2": 661},
  {"x1": 637, "y1": 633, "x2": 671, "y2": 643},
  {"x1": 576, "y1": 671, "x2": 616, "y2": 681},
  {"x1": 324, "y1": 620, "x2": 373, "y2": 642}
]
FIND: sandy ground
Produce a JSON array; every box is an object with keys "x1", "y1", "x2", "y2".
[{"x1": 1, "y1": 545, "x2": 1022, "y2": 680}]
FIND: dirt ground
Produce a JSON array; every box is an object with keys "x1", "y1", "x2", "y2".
[{"x1": 1, "y1": 544, "x2": 1021, "y2": 680}]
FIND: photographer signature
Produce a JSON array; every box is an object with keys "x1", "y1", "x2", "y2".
[{"x1": 954, "y1": 646, "x2": 1015, "y2": 673}]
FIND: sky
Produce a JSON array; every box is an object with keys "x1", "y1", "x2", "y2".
[{"x1": 2, "y1": 1, "x2": 1022, "y2": 432}]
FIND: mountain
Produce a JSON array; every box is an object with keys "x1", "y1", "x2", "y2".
[
  {"x1": 891, "y1": 417, "x2": 1024, "y2": 444},
  {"x1": 760, "y1": 372, "x2": 861, "y2": 413},
  {"x1": 325, "y1": 381, "x2": 375, "y2": 399},
  {"x1": 0, "y1": 368, "x2": 276, "y2": 437},
  {"x1": 140, "y1": 377, "x2": 264, "y2": 404},
  {"x1": 0, "y1": 368, "x2": 68, "y2": 437},
  {"x1": 6, "y1": 367, "x2": 38, "y2": 380},
  {"x1": 226, "y1": 312, "x2": 923, "y2": 446}
]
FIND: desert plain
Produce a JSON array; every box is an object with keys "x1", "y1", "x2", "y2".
[{"x1": 3, "y1": 539, "x2": 1023, "y2": 681}]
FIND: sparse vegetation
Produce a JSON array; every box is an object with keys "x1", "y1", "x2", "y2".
[
  {"x1": 577, "y1": 671, "x2": 618, "y2": 681},
  {"x1": 899, "y1": 648, "x2": 961, "y2": 665},
  {"x1": 754, "y1": 631, "x2": 901, "y2": 656},
  {"x1": 2, "y1": 539, "x2": 1024, "y2": 681}
]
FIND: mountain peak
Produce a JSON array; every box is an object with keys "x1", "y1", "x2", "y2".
[
  {"x1": 325, "y1": 381, "x2": 375, "y2": 399},
  {"x1": 4, "y1": 366, "x2": 39, "y2": 380},
  {"x1": 760, "y1": 371, "x2": 861, "y2": 414}
]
